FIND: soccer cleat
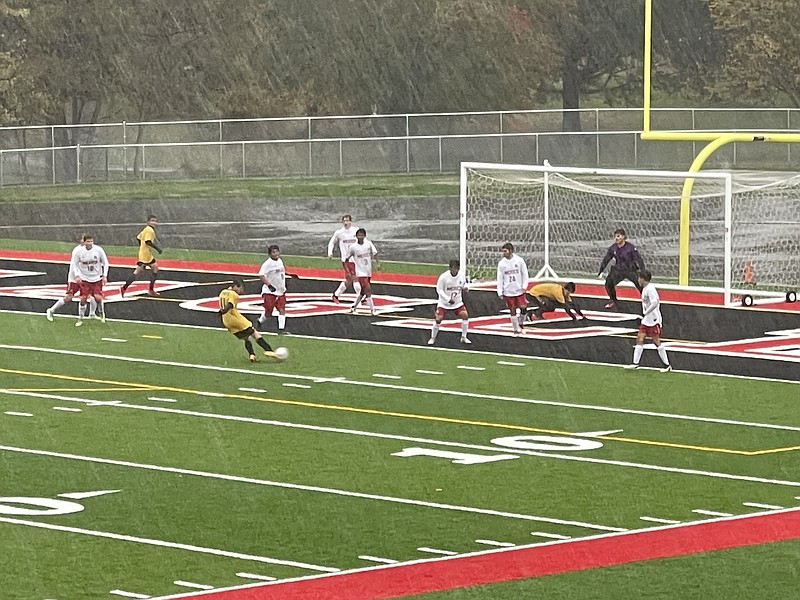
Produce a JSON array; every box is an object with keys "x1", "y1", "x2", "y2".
[
  {"x1": 624, "y1": 363, "x2": 639, "y2": 369},
  {"x1": 75, "y1": 320, "x2": 83, "y2": 327},
  {"x1": 660, "y1": 364, "x2": 672, "y2": 373},
  {"x1": 460, "y1": 337, "x2": 472, "y2": 344},
  {"x1": 331, "y1": 294, "x2": 340, "y2": 304},
  {"x1": 248, "y1": 354, "x2": 258, "y2": 363},
  {"x1": 99, "y1": 314, "x2": 106, "y2": 323},
  {"x1": 147, "y1": 290, "x2": 161, "y2": 297},
  {"x1": 120, "y1": 286, "x2": 128, "y2": 297},
  {"x1": 427, "y1": 338, "x2": 435, "y2": 345},
  {"x1": 349, "y1": 306, "x2": 356, "y2": 314},
  {"x1": 370, "y1": 309, "x2": 377, "y2": 316},
  {"x1": 45, "y1": 309, "x2": 54, "y2": 322},
  {"x1": 527, "y1": 312, "x2": 541, "y2": 321},
  {"x1": 263, "y1": 350, "x2": 279, "y2": 360},
  {"x1": 604, "y1": 301, "x2": 617, "y2": 309},
  {"x1": 257, "y1": 315, "x2": 267, "y2": 326},
  {"x1": 278, "y1": 328, "x2": 286, "y2": 335}
]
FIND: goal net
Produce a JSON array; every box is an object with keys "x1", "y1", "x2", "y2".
[{"x1": 460, "y1": 162, "x2": 800, "y2": 306}]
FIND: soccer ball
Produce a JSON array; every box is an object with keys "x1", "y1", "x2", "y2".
[{"x1": 274, "y1": 347, "x2": 289, "y2": 360}]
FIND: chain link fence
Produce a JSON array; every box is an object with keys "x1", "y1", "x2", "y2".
[{"x1": 2, "y1": 108, "x2": 800, "y2": 185}]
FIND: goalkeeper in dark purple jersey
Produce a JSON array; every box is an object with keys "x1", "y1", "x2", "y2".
[{"x1": 597, "y1": 228, "x2": 645, "y2": 309}]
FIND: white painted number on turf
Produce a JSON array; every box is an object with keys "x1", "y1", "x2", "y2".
[
  {"x1": 392, "y1": 447, "x2": 518, "y2": 465},
  {"x1": 0, "y1": 497, "x2": 85, "y2": 516},
  {"x1": 492, "y1": 435, "x2": 604, "y2": 452}
]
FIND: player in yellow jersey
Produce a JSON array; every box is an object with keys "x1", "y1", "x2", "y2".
[
  {"x1": 219, "y1": 279, "x2": 279, "y2": 362},
  {"x1": 526, "y1": 281, "x2": 585, "y2": 321},
  {"x1": 121, "y1": 215, "x2": 163, "y2": 297}
]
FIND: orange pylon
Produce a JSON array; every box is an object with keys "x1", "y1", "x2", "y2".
[{"x1": 743, "y1": 260, "x2": 755, "y2": 285}]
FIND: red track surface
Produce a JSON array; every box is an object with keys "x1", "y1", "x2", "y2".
[{"x1": 159, "y1": 508, "x2": 800, "y2": 600}]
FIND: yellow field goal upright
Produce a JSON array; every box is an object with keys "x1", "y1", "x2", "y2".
[{"x1": 641, "y1": 0, "x2": 799, "y2": 305}]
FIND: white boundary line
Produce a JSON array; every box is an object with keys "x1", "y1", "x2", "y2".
[
  {"x1": 0, "y1": 443, "x2": 626, "y2": 532},
  {"x1": 1, "y1": 343, "x2": 799, "y2": 432}
]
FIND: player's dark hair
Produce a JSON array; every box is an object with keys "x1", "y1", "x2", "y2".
[
  {"x1": 83, "y1": 234, "x2": 94, "y2": 241},
  {"x1": 502, "y1": 242, "x2": 514, "y2": 252},
  {"x1": 147, "y1": 215, "x2": 157, "y2": 221},
  {"x1": 614, "y1": 228, "x2": 626, "y2": 236},
  {"x1": 268, "y1": 244, "x2": 279, "y2": 253},
  {"x1": 449, "y1": 259, "x2": 460, "y2": 269},
  {"x1": 639, "y1": 270, "x2": 652, "y2": 282},
  {"x1": 342, "y1": 214, "x2": 352, "y2": 221},
  {"x1": 231, "y1": 278, "x2": 244, "y2": 288},
  {"x1": 356, "y1": 228, "x2": 367, "y2": 236},
  {"x1": 564, "y1": 282, "x2": 576, "y2": 293}
]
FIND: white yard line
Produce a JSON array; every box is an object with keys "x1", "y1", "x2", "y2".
[
  {"x1": 235, "y1": 572, "x2": 277, "y2": 581},
  {"x1": 2, "y1": 344, "x2": 798, "y2": 432},
  {"x1": 357, "y1": 555, "x2": 398, "y2": 564},
  {"x1": 0, "y1": 516, "x2": 338, "y2": 572},
  {"x1": 4, "y1": 389, "x2": 800, "y2": 489},
  {"x1": 639, "y1": 516, "x2": 681, "y2": 525},
  {"x1": 0, "y1": 443, "x2": 626, "y2": 533},
  {"x1": 110, "y1": 590, "x2": 151, "y2": 599},
  {"x1": 692, "y1": 509, "x2": 734, "y2": 517}
]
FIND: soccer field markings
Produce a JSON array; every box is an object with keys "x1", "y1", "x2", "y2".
[
  {"x1": 3, "y1": 356, "x2": 799, "y2": 458},
  {"x1": 475, "y1": 539, "x2": 516, "y2": 548},
  {"x1": 639, "y1": 516, "x2": 682, "y2": 525},
  {"x1": 358, "y1": 555, "x2": 399, "y2": 565},
  {"x1": 6, "y1": 387, "x2": 800, "y2": 495},
  {"x1": 101, "y1": 338, "x2": 128, "y2": 343},
  {"x1": 110, "y1": 590, "x2": 151, "y2": 599},
  {"x1": 148, "y1": 396, "x2": 177, "y2": 403},
  {"x1": 530, "y1": 531, "x2": 572, "y2": 540},
  {"x1": 5, "y1": 307, "x2": 800, "y2": 387},
  {"x1": 416, "y1": 369, "x2": 444, "y2": 375},
  {"x1": 0, "y1": 443, "x2": 627, "y2": 534},
  {"x1": 4, "y1": 411, "x2": 33, "y2": 417},
  {"x1": 0, "y1": 514, "x2": 340, "y2": 572},
  {"x1": 173, "y1": 581, "x2": 214, "y2": 591},
  {"x1": 743, "y1": 502, "x2": 784, "y2": 510},
  {"x1": 236, "y1": 572, "x2": 278, "y2": 582},
  {"x1": 53, "y1": 406, "x2": 83, "y2": 412},
  {"x1": 692, "y1": 509, "x2": 734, "y2": 517},
  {"x1": 3, "y1": 373, "x2": 784, "y2": 460},
  {"x1": 5, "y1": 342, "x2": 798, "y2": 432},
  {"x1": 417, "y1": 547, "x2": 458, "y2": 556}
]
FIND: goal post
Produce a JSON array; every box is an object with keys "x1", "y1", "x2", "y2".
[{"x1": 459, "y1": 161, "x2": 799, "y2": 306}]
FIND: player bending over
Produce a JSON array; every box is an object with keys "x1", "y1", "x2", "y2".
[{"x1": 526, "y1": 282, "x2": 585, "y2": 321}]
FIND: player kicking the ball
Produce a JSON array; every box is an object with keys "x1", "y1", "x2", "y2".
[{"x1": 218, "y1": 279, "x2": 279, "y2": 362}]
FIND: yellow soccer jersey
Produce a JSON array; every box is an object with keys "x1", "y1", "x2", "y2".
[
  {"x1": 218, "y1": 288, "x2": 251, "y2": 334},
  {"x1": 527, "y1": 282, "x2": 568, "y2": 304},
  {"x1": 137, "y1": 225, "x2": 157, "y2": 263}
]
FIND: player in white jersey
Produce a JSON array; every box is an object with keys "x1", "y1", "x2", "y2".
[
  {"x1": 347, "y1": 228, "x2": 380, "y2": 315},
  {"x1": 257, "y1": 244, "x2": 288, "y2": 335},
  {"x1": 45, "y1": 235, "x2": 97, "y2": 321},
  {"x1": 428, "y1": 259, "x2": 470, "y2": 345},
  {"x1": 625, "y1": 270, "x2": 671, "y2": 372},
  {"x1": 326, "y1": 214, "x2": 362, "y2": 303},
  {"x1": 70, "y1": 234, "x2": 109, "y2": 326},
  {"x1": 496, "y1": 242, "x2": 529, "y2": 335}
]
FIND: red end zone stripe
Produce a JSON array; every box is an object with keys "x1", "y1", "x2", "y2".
[
  {"x1": 0, "y1": 249, "x2": 438, "y2": 286},
  {"x1": 159, "y1": 508, "x2": 800, "y2": 600}
]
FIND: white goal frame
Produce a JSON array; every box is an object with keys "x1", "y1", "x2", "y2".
[{"x1": 459, "y1": 161, "x2": 798, "y2": 307}]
